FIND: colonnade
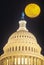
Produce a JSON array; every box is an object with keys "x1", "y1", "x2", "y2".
[{"x1": 0, "y1": 56, "x2": 44, "y2": 65}]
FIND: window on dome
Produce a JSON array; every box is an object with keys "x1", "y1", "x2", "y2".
[
  {"x1": 7, "y1": 48, "x2": 9, "y2": 52},
  {"x1": 25, "y1": 36, "x2": 26, "y2": 37},
  {"x1": 34, "y1": 48, "x2": 35, "y2": 52},
  {"x1": 22, "y1": 46, "x2": 24, "y2": 51},
  {"x1": 10, "y1": 48, "x2": 11, "y2": 52},
  {"x1": 25, "y1": 46, "x2": 27, "y2": 51},
  {"x1": 36, "y1": 49, "x2": 38, "y2": 52},
  {"x1": 12, "y1": 47, "x2": 14, "y2": 51},
  {"x1": 20, "y1": 36, "x2": 21, "y2": 37},
  {"x1": 22, "y1": 36, "x2": 23, "y2": 37},
  {"x1": 15, "y1": 46, "x2": 17, "y2": 51},
  {"x1": 17, "y1": 36, "x2": 18, "y2": 38},
  {"x1": 15, "y1": 36, "x2": 16, "y2": 38},
  {"x1": 19, "y1": 46, "x2": 20, "y2": 51},
  {"x1": 27, "y1": 36, "x2": 28, "y2": 37},
  {"x1": 31, "y1": 47, "x2": 33, "y2": 51},
  {"x1": 29, "y1": 47, "x2": 30, "y2": 51},
  {"x1": 29, "y1": 42, "x2": 30, "y2": 43},
  {"x1": 32, "y1": 43, "x2": 33, "y2": 44}
]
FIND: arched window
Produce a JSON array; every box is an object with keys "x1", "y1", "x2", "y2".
[
  {"x1": 27, "y1": 36, "x2": 28, "y2": 37},
  {"x1": 7, "y1": 48, "x2": 9, "y2": 52},
  {"x1": 19, "y1": 46, "x2": 20, "y2": 51},
  {"x1": 22, "y1": 36, "x2": 23, "y2": 37},
  {"x1": 17, "y1": 36, "x2": 18, "y2": 38},
  {"x1": 25, "y1": 46, "x2": 27, "y2": 51},
  {"x1": 20, "y1": 36, "x2": 21, "y2": 37},
  {"x1": 29, "y1": 47, "x2": 30, "y2": 51},
  {"x1": 31, "y1": 47, "x2": 33, "y2": 51},
  {"x1": 15, "y1": 36, "x2": 16, "y2": 38},
  {"x1": 15, "y1": 46, "x2": 17, "y2": 51},
  {"x1": 12, "y1": 47, "x2": 14, "y2": 51},
  {"x1": 22, "y1": 46, "x2": 24, "y2": 51},
  {"x1": 10, "y1": 48, "x2": 11, "y2": 52},
  {"x1": 25, "y1": 36, "x2": 26, "y2": 37},
  {"x1": 34, "y1": 48, "x2": 35, "y2": 52}
]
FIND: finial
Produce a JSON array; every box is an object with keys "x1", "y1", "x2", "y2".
[
  {"x1": 21, "y1": 12, "x2": 25, "y2": 19},
  {"x1": 17, "y1": 12, "x2": 28, "y2": 31}
]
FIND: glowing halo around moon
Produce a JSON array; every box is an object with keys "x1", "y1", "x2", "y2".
[{"x1": 24, "y1": 3, "x2": 41, "y2": 18}]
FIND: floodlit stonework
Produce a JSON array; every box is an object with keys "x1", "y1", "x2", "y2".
[{"x1": 0, "y1": 19, "x2": 44, "y2": 65}]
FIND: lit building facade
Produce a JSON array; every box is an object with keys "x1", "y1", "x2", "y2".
[{"x1": 0, "y1": 19, "x2": 44, "y2": 65}]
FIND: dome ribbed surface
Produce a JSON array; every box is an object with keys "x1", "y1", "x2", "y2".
[{"x1": 3, "y1": 20, "x2": 41, "y2": 53}]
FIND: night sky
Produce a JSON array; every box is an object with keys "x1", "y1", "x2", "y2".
[{"x1": 0, "y1": 0, "x2": 44, "y2": 55}]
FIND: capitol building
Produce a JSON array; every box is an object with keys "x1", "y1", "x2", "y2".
[{"x1": 0, "y1": 18, "x2": 44, "y2": 65}]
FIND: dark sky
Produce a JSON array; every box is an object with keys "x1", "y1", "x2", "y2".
[{"x1": 0, "y1": 0, "x2": 44, "y2": 55}]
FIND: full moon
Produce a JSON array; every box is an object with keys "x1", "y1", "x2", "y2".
[{"x1": 25, "y1": 3, "x2": 41, "y2": 18}]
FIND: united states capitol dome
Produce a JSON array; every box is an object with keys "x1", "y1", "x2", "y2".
[
  {"x1": 0, "y1": 18, "x2": 44, "y2": 65},
  {"x1": 3, "y1": 20, "x2": 41, "y2": 54}
]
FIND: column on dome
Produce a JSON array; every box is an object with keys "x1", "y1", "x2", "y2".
[
  {"x1": 43, "y1": 60, "x2": 44, "y2": 65},
  {"x1": 37, "y1": 59, "x2": 43, "y2": 65},
  {"x1": 7, "y1": 58, "x2": 9, "y2": 65},
  {"x1": 9, "y1": 57, "x2": 12, "y2": 65},
  {"x1": 41, "y1": 60, "x2": 43, "y2": 65},
  {"x1": 31, "y1": 57, "x2": 33, "y2": 65},
  {"x1": 28, "y1": 56, "x2": 31, "y2": 65},
  {"x1": 39, "y1": 59, "x2": 42, "y2": 65},
  {"x1": 12, "y1": 56, "x2": 13, "y2": 65},
  {"x1": 3, "y1": 59, "x2": 5, "y2": 65},
  {"x1": 3, "y1": 58, "x2": 8, "y2": 65},
  {"x1": 37, "y1": 58, "x2": 41, "y2": 65},
  {"x1": 20, "y1": 57, "x2": 21, "y2": 65},
  {"x1": 0, "y1": 61, "x2": 1, "y2": 65},
  {"x1": 18, "y1": 57, "x2": 21, "y2": 65},
  {"x1": 24, "y1": 57, "x2": 27, "y2": 65},
  {"x1": 36, "y1": 58, "x2": 41, "y2": 65},
  {"x1": 27, "y1": 56, "x2": 29, "y2": 65},
  {"x1": 13, "y1": 57, "x2": 17, "y2": 65},
  {"x1": 21, "y1": 57, "x2": 24, "y2": 65},
  {"x1": 33, "y1": 57, "x2": 37, "y2": 65},
  {"x1": 1, "y1": 60, "x2": 3, "y2": 65}
]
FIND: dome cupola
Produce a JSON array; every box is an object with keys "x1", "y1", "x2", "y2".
[{"x1": 17, "y1": 20, "x2": 28, "y2": 31}]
